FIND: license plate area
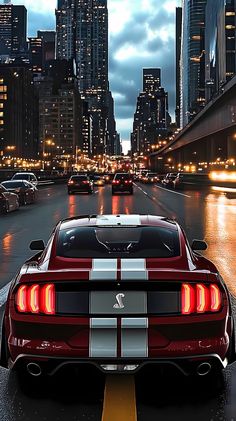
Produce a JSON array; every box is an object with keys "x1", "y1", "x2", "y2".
[{"x1": 90, "y1": 291, "x2": 147, "y2": 315}]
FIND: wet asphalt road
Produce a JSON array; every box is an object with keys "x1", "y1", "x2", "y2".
[{"x1": 1, "y1": 182, "x2": 236, "y2": 421}]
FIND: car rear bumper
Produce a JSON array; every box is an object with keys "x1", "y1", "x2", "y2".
[{"x1": 11, "y1": 353, "x2": 228, "y2": 376}]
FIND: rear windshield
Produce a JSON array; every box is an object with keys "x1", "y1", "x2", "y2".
[
  {"x1": 114, "y1": 174, "x2": 131, "y2": 180},
  {"x1": 71, "y1": 175, "x2": 89, "y2": 181},
  {"x1": 2, "y1": 181, "x2": 24, "y2": 188},
  {"x1": 57, "y1": 226, "x2": 180, "y2": 258},
  {"x1": 13, "y1": 174, "x2": 30, "y2": 180}
]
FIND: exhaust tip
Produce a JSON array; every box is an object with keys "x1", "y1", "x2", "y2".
[
  {"x1": 196, "y1": 362, "x2": 212, "y2": 376},
  {"x1": 26, "y1": 362, "x2": 42, "y2": 377}
]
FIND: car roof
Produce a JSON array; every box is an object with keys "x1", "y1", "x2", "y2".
[{"x1": 59, "y1": 214, "x2": 178, "y2": 231}]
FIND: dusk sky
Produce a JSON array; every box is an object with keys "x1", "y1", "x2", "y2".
[{"x1": 13, "y1": 0, "x2": 180, "y2": 151}]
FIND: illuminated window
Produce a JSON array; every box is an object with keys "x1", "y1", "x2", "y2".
[
  {"x1": 226, "y1": 12, "x2": 235, "y2": 16},
  {"x1": 0, "y1": 95, "x2": 7, "y2": 100},
  {"x1": 0, "y1": 79, "x2": 3, "y2": 84},
  {"x1": 0, "y1": 112, "x2": 3, "y2": 117},
  {"x1": 0, "y1": 103, "x2": 3, "y2": 109},
  {"x1": 0, "y1": 120, "x2": 4, "y2": 125},
  {"x1": 0, "y1": 86, "x2": 7, "y2": 92}
]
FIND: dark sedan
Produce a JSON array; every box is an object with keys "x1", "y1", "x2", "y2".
[
  {"x1": 1, "y1": 180, "x2": 37, "y2": 205},
  {"x1": 0, "y1": 185, "x2": 19, "y2": 213},
  {"x1": 67, "y1": 175, "x2": 93, "y2": 194}
]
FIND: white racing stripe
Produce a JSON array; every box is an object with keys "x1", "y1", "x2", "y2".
[
  {"x1": 0, "y1": 282, "x2": 11, "y2": 308},
  {"x1": 121, "y1": 259, "x2": 148, "y2": 281},
  {"x1": 89, "y1": 318, "x2": 117, "y2": 357},
  {"x1": 96, "y1": 215, "x2": 141, "y2": 226},
  {"x1": 121, "y1": 318, "x2": 148, "y2": 358},
  {"x1": 90, "y1": 259, "x2": 118, "y2": 280}
]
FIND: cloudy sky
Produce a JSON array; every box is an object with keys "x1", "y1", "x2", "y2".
[{"x1": 13, "y1": 0, "x2": 180, "y2": 151}]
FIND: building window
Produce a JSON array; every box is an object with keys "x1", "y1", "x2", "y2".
[{"x1": 0, "y1": 86, "x2": 7, "y2": 93}]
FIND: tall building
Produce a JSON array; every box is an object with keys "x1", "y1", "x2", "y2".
[
  {"x1": 74, "y1": 0, "x2": 108, "y2": 94},
  {"x1": 205, "y1": 0, "x2": 236, "y2": 102},
  {"x1": 0, "y1": 3, "x2": 27, "y2": 60},
  {"x1": 56, "y1": 0, "x2": 74, "y2": 61},
  {"x1": 175, "y1": 7, "x2": 182, "y2": 128},
  {"x1": 180, "y1": 0, "x2": 207, "y2": 128},
  {"x1": 37, "y1": 31, "x2": 56, "y2": 69},
  {"x1": 0, "y1": 62, "x2": 38, "y2": 158},
  {"x1": 131, "y1": 68, "x2": 169, "y2": 155},
  {"x1": 143, "y1": 68, "x2": 161, "y2": 93},
  {"x1": 28, "y1": 37, "x2": 43, "y2": 75}
]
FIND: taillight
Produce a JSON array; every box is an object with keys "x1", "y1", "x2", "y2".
[
  {"x1": 28, "y1": 284, "x2": 40, "y2": 314},
  {"x1": 41, "y1": 284, "x2": 55, "y2": 315},
  {"x1": 68, "y1": 180, "x2": 74, "y2": 185},
  {"x1": 181, "y1": 283, "x2": 195, "y2": 315},
  {"x1": 82, "y1": 181, "x2": 89, "y2": 184},
  {"x1": 15, "y1": 284, "x2": 55, "y2": 315},
  {"x1": 210, "y1": 284, "x2": 221, "y2": 312},
  {"x1": 181, "y1": 283, "x2": 221, "y2": 315},
  {"x1": 16, "y1": 285, "x2": 28, "y2": 313}
]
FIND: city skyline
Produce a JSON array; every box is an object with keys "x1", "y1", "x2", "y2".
[{"x1": 11, "y1": 0, "x2": 179, "y2": 151}]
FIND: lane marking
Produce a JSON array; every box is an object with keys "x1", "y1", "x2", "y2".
[
  {"x1": 0, "y1": 282, "x2": 11, "y2": 308},
  {"x1": 102, "y1": 375, "x2": 137, "y2": 421},
  {"x1": 155, "y1": 184, "x2": 191, "y2": 198}
]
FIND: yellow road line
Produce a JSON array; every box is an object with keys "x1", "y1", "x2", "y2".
[{"x1": 102, "y1": 375, "x2": 137, "y2": 421}]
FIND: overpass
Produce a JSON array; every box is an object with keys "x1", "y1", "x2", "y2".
[{"x1": 150, "y1": 75, "x2": 236, "y2": 171}]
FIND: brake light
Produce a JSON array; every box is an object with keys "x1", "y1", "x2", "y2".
[
  {"x1": 15, "y1": 284, "x2": 55, "y2": 315},
  {"x1": 82, "y1": 181, "x2": 89, "y2": 184},
  {"x1": 68, "y1": 180, "x2": 74, "y2": 185},
  {"x1": 41, "y1": 284, "x2": 55, "y2": 315},
  {"x1": 196, "y1": 284, "x2": 209, "y2": 313},
  {"x1": 16, "y1": 285, "x2": 28, "y2": 312},
  {"x1": 181, "y1": 283, "x2": 222, "y2": 315},
  {"x1": 112, "y1": 180, "x2": 120, "y2": 184},
  {"x1": 210, "y1": 284, "x2": 221, "y2": 312},
  {"x1": 125, "y1": 180, "x2": 132, "y2": 184},
  {"x1": 181, "y1": 283, "x2": 195, "y2": 315},
  {"x1": 28, "y1": 284, "x2": 40, "y2": 314}
]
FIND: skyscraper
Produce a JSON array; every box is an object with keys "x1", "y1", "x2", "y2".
[
  {"x1": 74, "y1": 0, "x2": 108, "y2": 94},
  {"x1": 56, "y1": 0, "x2": 74, "y2": 61},
  {"x1": 143, "y1": 68, "x2": 161, "y2": 93},
  {"x1": 175, "y1": 7, "x2": 182, "y2": 128},
  {"x1": 0, "y1": 3, "x2": 27, "y2": 59},
  {"x1": 180, "y1": 0, "x2": 207, "y2": 128},
  {"x1": 205, "y1": 0, "x2": 236, "y2": 102}
]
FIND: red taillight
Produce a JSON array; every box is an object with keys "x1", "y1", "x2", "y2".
[
  {"x1": 28, "y1": 284, "x2": 40, "y2": 314},
  {"x1": 68, "y1": 180, "x2": 74, "y2": 185},
  {"x1": 112, "y1": 180, "x2": 120, "y2": 184},
  {"x1": 15, "y1": 284, "x2": 55, "y2": 315},
  {"x1": 82, "y1": 181, "x2": 89, "y2": 184},
  {"x1": 16, "y1": 285, "x2": 28, "y2": 313},
  {"x1": 181, "y1": 283, "x2": 195, "y2": 315},
  {"x1": 210, "y1": 284, "x2": 221, "y2": 312},
  {"x1": 41, "y1": 284, "x2": 55, "y2": 315},
  {"x1": 196, "y1": 284, "x2": 210, "y2": 313},
  {"x1": 181, "y1": 283, "x2": 222, "y2": 315}
]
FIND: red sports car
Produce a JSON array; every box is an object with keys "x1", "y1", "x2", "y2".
[{"x1": 0, "y1": 214, "x2": 235, "y2": 382}]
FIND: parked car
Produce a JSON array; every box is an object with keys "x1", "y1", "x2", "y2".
[
  {"x1": 0, "y1": 185, "x2": 19, "y2": 213},
  {"x1": 173, "y1": 173, "x2": 210, "y2": 190},
  {"x1": 1, "y1": 180, "x2": 37, "y2": 205},
  {"x1": 67, "y1": 175, "x2": 93, "y2": 195},
  {"x1": 162, "y1": 173, "x2": 177, "y2": 188},
  {"x1": 112, "y1": 173, "x2": 133, "y2": 195},
  {"x1": 12, "y1": 172, "x2": 38, "y2": 187}
]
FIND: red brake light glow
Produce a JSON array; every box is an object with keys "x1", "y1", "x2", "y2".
[
  {"x1": 16, "y1": 284, "x2": 55, "y2": 315},
  {"x1": 210, "y1": 284, "x2": 221, "y2": 312},
  {"x1": 181, "y1": 283, "x2": 221, "y2": 315},
  {"x1": 28, "y1": 284, "x2": 40, "y2": 314},
  {"x1": 16, "y1": 285, "x2": 28, "y2": 313},
  {"x1": 41, "y1": 284, "x2": 55, "y2": 315},
  {"x1": 181, "y1": 283, "x2": 195, "y2": 314}
]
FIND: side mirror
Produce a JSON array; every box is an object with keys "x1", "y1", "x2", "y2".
[
  {"x1": 30, "y1": 240, "x2": 45, "y2": 251},
  {"x1": 191, "y1": 240, "x2": 208, "y2": 251}
]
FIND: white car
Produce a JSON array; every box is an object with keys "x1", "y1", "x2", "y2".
[{"x1": 12, "y1": 172, "x2": 38, "y2": 187}]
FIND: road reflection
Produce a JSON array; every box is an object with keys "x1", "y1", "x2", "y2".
[{"x1": 204, "y1": 192, "x2": 236, "y2": 297}]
